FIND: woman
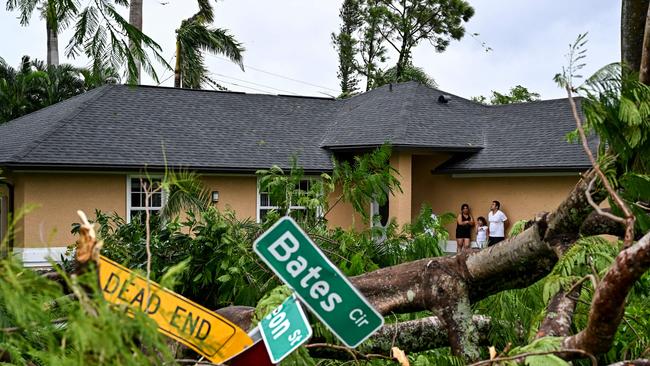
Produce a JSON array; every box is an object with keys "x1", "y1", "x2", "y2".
[{"x1": 455, "y1": 203, "x2": 474, "y2": 252}]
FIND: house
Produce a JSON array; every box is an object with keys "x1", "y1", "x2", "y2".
[{"x1": 0, "y1": 81, "x2": 592, "y2": 266}]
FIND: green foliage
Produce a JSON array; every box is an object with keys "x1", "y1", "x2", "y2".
[
  {"x1": 508, "y1": 219, "x2": 528, "y2": 237},
  {"x1": 159, "y1": 169, "x2": 211, "y2": 220},
  {"x1": 332, "y1": 0, "x2": 362, "y2": 97},
  {"x1": 505, "y1": 337, "x2": 567, "y2": 366},
  {"x1": 0, "y1": 257, "x2": 174, "y2": 365},
  {"x1": 94, "y1": 208, "x2": 275, "y2": 309},
  {"x1": 372, "y1": 63, "x2": 437, "y2": 88},
  {"x1": 6, "y1": 0, "x2": 170, "y2": 84},
  {"x1": 0, "y1": 55, "x2": 115, "y2": 123},
  {"x1": 334, "y1": 0, "x2": 472, "y2": 91},
  {"x1": 332, "y1": 144, "x2": 402, "y2": 220},
  {"x1": 175, "y1": 0, "x2": 244, "y2": 89},
  {"x1": 373, "y1": 0, "x2": 474, "y2": 82},
  {"x1": 410, "y1": 349, "x2": 465, "y2": 366},
  {"x1": 257, "y1": 157, "x2": 333, "y2": 228},
  {"x1": 472, "y1": 85, "x2": 541, "y2": 105}
]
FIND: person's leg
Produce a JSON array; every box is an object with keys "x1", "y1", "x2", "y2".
[
  {"x1": 463, "y1": 238, "x2": 471, "y2": 251},
  {"x1": 456, "y1": 238, "x2": 464, "y2": 253}
]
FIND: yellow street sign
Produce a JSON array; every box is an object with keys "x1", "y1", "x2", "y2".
[{"x1": 98, "y1": 256, "x2": 253, "y2": 363}]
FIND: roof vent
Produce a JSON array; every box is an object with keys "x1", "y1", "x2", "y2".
[{"x1": 438, "y1": 95, "x2": 451, "y2": 103}]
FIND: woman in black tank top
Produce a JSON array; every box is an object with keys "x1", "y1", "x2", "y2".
[{"x1": 455, "y1": 203, "x2": 474, "y2": 252}]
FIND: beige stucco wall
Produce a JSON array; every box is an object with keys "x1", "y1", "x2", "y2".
[
  {"x1": 389, "y1": 152, "x2": 412, "y2": 227},
  {"x1": 201, "y1": 175, "x2": 257, "y2": 220},
  {"x1": 411, "y1": 154, "x2": 581, "y2": 239},
  {"x1": 11, "y1": 173, "x2": 126, "y2": 248},
  {"x1": 324, "y1": 185, "x2": 367, "y2": 231}
]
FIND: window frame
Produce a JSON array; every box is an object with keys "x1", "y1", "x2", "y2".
[
  {"x1": 126, "y1": 175, "x2": 166, "y2": 223},
  {"x1": 256, "y1": 177, "x2": 322, "y2": 223}
]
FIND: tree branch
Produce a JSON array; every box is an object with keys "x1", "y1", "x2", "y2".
[{"x1": 563, "y1": 231, "x2": 650, "y2": 355}]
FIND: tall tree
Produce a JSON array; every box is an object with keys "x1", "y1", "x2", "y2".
[
  {"x1": 7, "y1": 0, "x2": 169, "y2": 84},
  {"x1": 66, "y1": 0, "x2": 169, "y2": 85},
  {"x1": 6, "y1": 0, "x2": 78, "y2": 67},
  {"x1": 375, "y1": 0, "x2": 474, "y2": 81},
  {"x1": 174, "y1": 0, "x2": 244, "y2": 89},
  {"x1": 129, "y1": 0, "x2": 143, "y2": 84},
  {"x1": 621, "y1": 0, "x2": 649, "y2": 74},
  {"x1": 358, "y1": 0, "x2": 387, "y2": 91},
  {"x1": 332, "y1": 0, "x2": 362, "y2": 97}
]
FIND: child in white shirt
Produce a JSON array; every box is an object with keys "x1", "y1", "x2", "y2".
[{"x1": 476, "y1": 216, "x2": 489, "y2": 249}]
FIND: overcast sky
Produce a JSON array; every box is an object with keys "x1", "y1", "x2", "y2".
[{"x1": 0, "y1": 0, "x2": 620, "y2": 100}]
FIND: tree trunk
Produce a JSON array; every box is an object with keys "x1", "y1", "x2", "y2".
[
  {"x1": 640, "y1": 3, "x2": 650, "y2": 84},
  {"x1": 129, "y1": 0, "x2": 143, "y2": 84},
  {"x1": 46, "y1": 19, "x2": 59, "y2": 67},
  {"x1": 174, "y1": 40, "x2": 182, "y2": 88},
  {"x1": 621, "y1": 0, "x2": 649, "y2": 72}
]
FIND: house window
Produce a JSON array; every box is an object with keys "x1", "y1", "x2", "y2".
[
  {"x1": 127, "y1": 177, "x2": 165, "y2": 223},
  {"x1": 257, "y1": 179, "x2": 318, "y2": 222}
]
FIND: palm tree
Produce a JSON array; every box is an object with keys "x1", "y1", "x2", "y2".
[
  {"x1": 174, "y1": 0, "x2": 244, "y2": 89},
  {"x1": 7, "y1": 0, "x2": 169, "y2": 85},
  {"x1": 6, "y1": 0, "x2": 78, "y2": 66},
  {"x1": 129, "y1": 0, "x2": 143, "y2": 83}
]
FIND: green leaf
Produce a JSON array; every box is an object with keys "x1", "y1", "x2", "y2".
[{"x1": 525, "y1": 354, "x2": 569, "y2": 366}]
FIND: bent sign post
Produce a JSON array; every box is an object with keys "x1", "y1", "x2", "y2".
[
  {"x1": 98, "y1": 256, "x2": 253, "y2": 364},
  {"x1": 254, "y1": 217, "x2": 383, "y2": 348},
  {"x1": 259, "y1": 294, "x2": 312, "y2": 363}
]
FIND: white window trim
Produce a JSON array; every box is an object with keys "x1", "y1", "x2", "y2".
[
  {"x1": 126, "y1": 175, "x2": 167, "y2": 223},
  {"x1": 256, "y1": 177, "x2": 322, "y2": 223}
]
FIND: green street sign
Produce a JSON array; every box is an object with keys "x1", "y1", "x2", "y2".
[
  {"x1": 259, "y1": 294, "x2": 312, "y2": 363},
  {"x1": 254, "y1": 217, "x2": 384, "y2": 348}
]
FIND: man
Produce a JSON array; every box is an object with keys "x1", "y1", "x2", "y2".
[{"x1": 488, "y1": 200, "x2": 507, "y2": 246}]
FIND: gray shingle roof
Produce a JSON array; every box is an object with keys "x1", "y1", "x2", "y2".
[
  {"x1": 0, "y1": 82, "x2": 592, "y2": 173},
  {"x1": 322, "y1": 82, "x2": 484, "y2": 150},
  {"x1": 0, "y1": 85, "x2": 337, "y2": 172},
  {"x1": 434, "y1": 98, "x2": 593, "y2": 173}
]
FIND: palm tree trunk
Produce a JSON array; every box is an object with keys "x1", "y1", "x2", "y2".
[
  {"x1": 174, "y1": 40, "x2": 182, "y2": 88},
  {"x1": 46, "y1": 19, "x2": 59, "y2": 67},
  {"x1": 129, "y1": 0, "x2": 143, "y2": 84}
]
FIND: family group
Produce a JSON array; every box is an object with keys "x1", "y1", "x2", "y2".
[{"x1": 455, "y1": 200, "x2": 508, "y2": 252}]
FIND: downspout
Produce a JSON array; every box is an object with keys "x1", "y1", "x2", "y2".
[{"x1": 0, "y1": 179, "x2": 14, "y2": 255}]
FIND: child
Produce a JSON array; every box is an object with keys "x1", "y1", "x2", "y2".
[{"x1": 476, "y1": 216, "x2": 489, "y2": 249}]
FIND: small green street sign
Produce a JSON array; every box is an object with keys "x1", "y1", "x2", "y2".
[
  {"x1": 254, "y1": 217, "x2": 384, "y2": 348},
  {"x1": 259, "y1": 294, "x2": 312, "y2": 363}
]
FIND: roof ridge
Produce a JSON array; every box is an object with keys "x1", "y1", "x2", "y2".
[
  {"x1": 9, "y1": 85, "x2": 114, "y2": 162},
  {"x1": 124, "y1": 84, "x2": 336, "y2": 100}
]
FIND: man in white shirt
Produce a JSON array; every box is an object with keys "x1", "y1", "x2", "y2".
[{"x1": 488, "y1": 200, "x2": 507, "y2": 246}]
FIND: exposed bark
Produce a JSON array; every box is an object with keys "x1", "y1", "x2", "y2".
[
  {"x1": 46, "y1": 19, "x2": 59, "y2": 67},
  {"x1": 535, "y1": 286, "x2": 581, "y2": 339},
  {"x1": 174, "y1": 41, "x2": 182, "y2": 88},
  {"x1": 563, "y1": 231, "x2": 650, "y2": 354},
  {"x1": 465, "y1": 221, "x2": 554, "y2": 301},
  {"x1": 621, "y1": 0, "x2": 650, "y2": 72},
  {"x1": 640, "y1": 3, "x2": 650, "y2": 84},
  {"x1": 581, "y1": 208, "x2": 627, "y2": 238},
  {"x1": 129, "y1": 0, "x2": 143, "y2": 84},
  {"x1": 609, "y1": 360, "x2": 650, "y2": 366}
]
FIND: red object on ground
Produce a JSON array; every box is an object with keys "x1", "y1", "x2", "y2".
[{"x1": 228, "y1": 339, "x2": 275, "y2": 366}]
